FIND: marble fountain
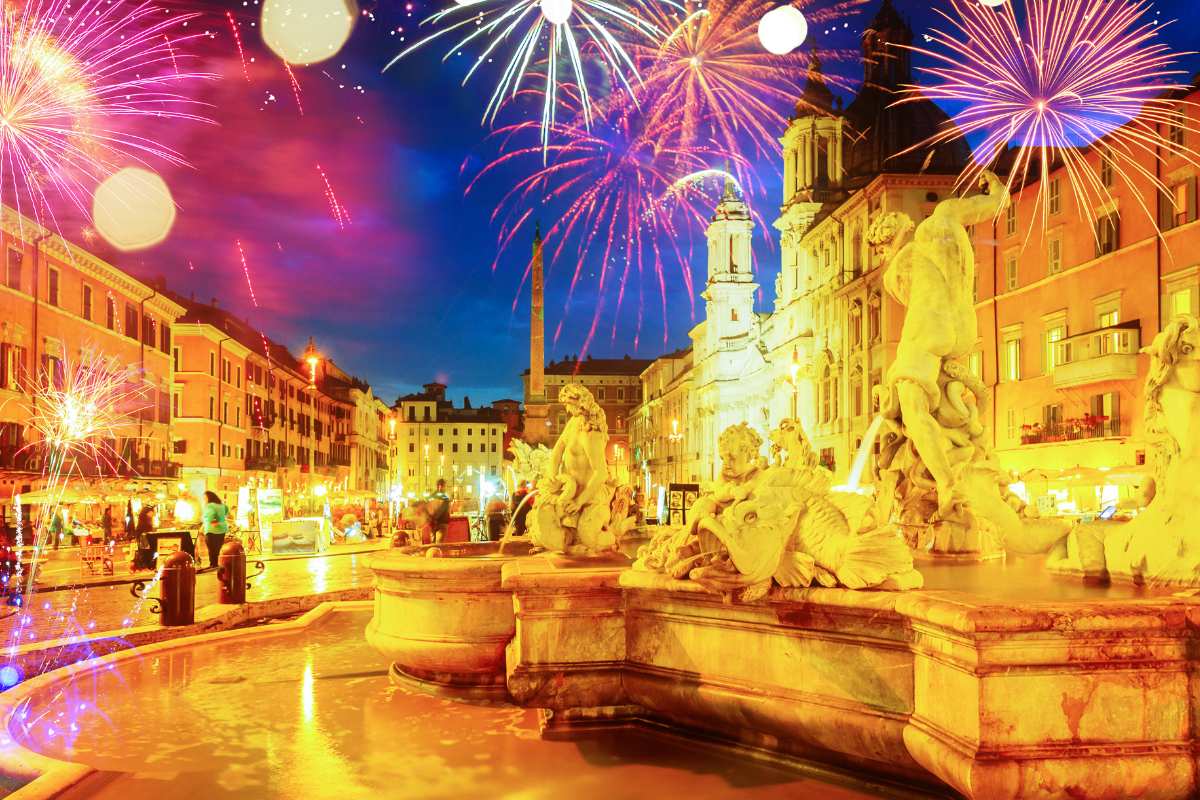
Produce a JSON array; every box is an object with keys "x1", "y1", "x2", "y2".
[
  {"x1": 361, "y1": 181, "x2": 1200, "y2": 800},
  {"x1": 3, "y1": 179, "x2": 1200, "y2": 800}
]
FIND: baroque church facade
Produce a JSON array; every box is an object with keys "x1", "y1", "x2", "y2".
[{"x1": 635, "y1": 0, "x2": 970, "y2": 485}]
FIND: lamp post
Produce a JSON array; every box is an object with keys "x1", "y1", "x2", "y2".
[
  {"x1": 668, "y1": 417, "x2": 683, "y2": 484},
  {"x1": 302, "y1": 338, "x2": 321, "y2": 513},
  {"x1": 788, "y1": 359, "x2": 801, "y2": 420}
]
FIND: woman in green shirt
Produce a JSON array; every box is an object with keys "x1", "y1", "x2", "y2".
[{"x1": 202, "y1": 491, "x2": 229, "y2": 569}]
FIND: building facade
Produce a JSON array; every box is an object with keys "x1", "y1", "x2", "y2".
[
  {"x1": 394, "y1": 382, "x2": 508, "y2": 500},
  {"x1": 973, "y1": 83, "x2": 1200, "y2": 480},
  {"x1": 629, "y1": 348, "x2": 694, "y2": 496},
  {"x1": 0, "y1": 209, "x2": 184, "y2": 501}
]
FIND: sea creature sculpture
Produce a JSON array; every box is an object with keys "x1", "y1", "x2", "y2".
[{"x1": 635, "y1": 421, "x2": 922, "y2": 602}]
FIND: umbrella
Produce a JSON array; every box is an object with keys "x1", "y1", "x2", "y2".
[
  {"x1": 11, "y1": 488, "x2": 86, "y2": 505},
  {"x1": 1097, "y1": 465, "x2": 1149, "y2": 486},
  {"x1": 1058, "y1": 466, "x2": 1106, "y2": 484},
  {"x1": 1019, "y1": 467, "x2": 1059, "y2": 483}
]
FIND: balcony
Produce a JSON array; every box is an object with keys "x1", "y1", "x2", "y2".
[
  {"x1": 1053, "y1": 322, "x2": 1141, "y2": 389},
  {"x1": 245, "y1": 456, "x2": 279, "y2": 472},
  {"x1": 1020, "y1": 417, "x2": 1123, "y2": 445}
]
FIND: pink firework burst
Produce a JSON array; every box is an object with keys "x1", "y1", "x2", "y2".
[
  {"x1": 898, "y1": 0, "x2": 1200, "y2": 234},
  {"x1": 0, "y1": 0, "x2": 211, "y2": 227},
  {"x1": 627, "y1": 0, "x2": 865, "y2": 192},
  {"x1": 471, "y1": 93, "x2": 745, "y2": 354}
]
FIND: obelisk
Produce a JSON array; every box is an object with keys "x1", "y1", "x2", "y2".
[{"x1": 524, "y1": 224, "x2": 550, "y2": 444}]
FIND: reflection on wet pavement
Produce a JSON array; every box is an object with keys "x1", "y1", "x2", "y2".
[{"x1": 17, "y1": 610, "x2": 908, "y2": 800}]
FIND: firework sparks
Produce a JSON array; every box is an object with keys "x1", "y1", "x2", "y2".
[
  {"x1": 389, "y1": 0, "x2": 668, "y2": 148},
  {"x1": 283, "y1": 60, "x2": 305, "y2": 115},
  {"x1": 472, "y1": 100, "x2": 736, "y2": 352},
  {"x1": 227, "y1": 10, "x2": 251, "y2": 82},
  {"x1": 316, "y1": 163, "x2": 350, "y2": 229},
  {"x1": 21, "y1": 353, "x2": 145, "y2": 481},
  {"x1": 0, "y1": 0, "x2": 210, "y2": 228},
  {"x1": 898, "y1": 0, "x2": 1200, "y2": 235},
  {"x1": 628, "y1": 0, "x2": 862, "y2": 189}
]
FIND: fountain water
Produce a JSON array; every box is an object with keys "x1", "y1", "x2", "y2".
[{"x1": 839, "y1": 414, "x2": 885, "y2": 493}]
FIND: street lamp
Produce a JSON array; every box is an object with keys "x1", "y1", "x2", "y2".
[{"x1": 301, "y1": 337, "x2": 321, "y2": 512}]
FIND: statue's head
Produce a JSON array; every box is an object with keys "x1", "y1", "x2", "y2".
[
  {"x1": 558, "y1": 383, "x2": 607, "y2": 432},
  {"x1": 770, "y1": 418, "x2": 817, "y2": 468},
  {"x1": 1144, "y1": 314, "x2": 1200, "y2": 441},
  {"x1": 718, "y1": 423, "x2": 763, "y2": 482}
]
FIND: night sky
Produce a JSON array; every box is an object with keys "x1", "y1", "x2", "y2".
[{"x1": 97, "y1": 0, "x2": 1200, "y2": 407}]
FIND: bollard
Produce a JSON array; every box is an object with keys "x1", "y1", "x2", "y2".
[
  {"x1": 216, "y1": 540, "x2": 266, "y2": 604},
  {"x1": 130, "y1": 550, "x2": 195, "y2": 626}
]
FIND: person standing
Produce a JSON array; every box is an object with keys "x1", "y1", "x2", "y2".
[
  {"x1": 201, "y1": 491, "x2": 229, "y2": 570},
  {"x1": 102, "y1": 506, "x2": 114, "y2": 542},
  {"x1": 430, "y1": 479, "x2": 450, "y2": 544}
]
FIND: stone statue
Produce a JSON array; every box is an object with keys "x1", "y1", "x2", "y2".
[
  {"x1": 528, "y1": 383, "x2": 621, "y2": 555},
  {"x1": 870, "y1": 171, "x2": 1066, "y2": 557},
  {"x1": 1100, "y1": 315, "x2": 1200, "y2": 584},
  {"x1": 508, "y1": 439, "x2": 551, "y2": 489},
  {"x1": 635, "y1": 421, "x2": 922, "y2": 602}
]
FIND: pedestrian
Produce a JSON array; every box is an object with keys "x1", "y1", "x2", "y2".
[
  {"x1": 102, "y1": 506, "x2": 114, "y2": 542},
  {"x1": 430, "y1": 479, "x2": 451, "y2": 544},
  {"x1": 136, "y1": 504, "x2": 155, "y2": 536},
  {"x1": 49, "y1": 508, "x2": 64, "y2": 550},
  {"x1": 510, "y1": 481, "x2": 533, "y2": 537},
  {"x1": 202, "y1": 491, "x2": 229, "y2": 570}
]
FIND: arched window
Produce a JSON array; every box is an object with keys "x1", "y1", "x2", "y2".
[
  {"x1": 850, "y1": 367, "x2": 864, "y2": 418},
  {"x1": 868, "y1": 291, "x2": 882, "y2": 343},
  {"x1": 849, "y1": 300, "x2": 863, "y2": 348}
]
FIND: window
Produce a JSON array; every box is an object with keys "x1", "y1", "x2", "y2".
[
  {"x1": 209, "y1": 441, "x2": 215, "y2": 456},
  {"x1": 437, "y1": 443, "x2": 444, "y2": 453},
  {"x1": 1002, "y1": 333, "x2": 1022, "y2": 382},
  {"x1": 1100, "y1": 155, "x2": 1114, "y2": 187},
  {"x1": 452, "y1": 443, "x2": 458, "y2": 453},
  {"x1": 408, "y1": 443, "x2": 415, "y2": 453},
  {"x1": 5, "y1": 247, "x2": 20, "y2": 290},
  {"x1": 1171, "y1": 287, "x2": 1195, "y2": 317},
  {"x1": 236, "y1": 366, "x2": 242, "y2": 388},
  {"x1": 106, "y1": 298, "x2": 115, "y2": 330},
  {"x1": 159, "y1": 323, "x2": 170, "y2": 354},
  {"x1": 466, "y1": 443, "x2": 472, "y2": 453},
  {"x1": 142, "y1": 315, "x2": 155, "y2": 346},
  {"x1": 731, "y1": 308, "x2": 738, "y2": 322},
  {"x1": 1047, "y1": 238, "x2": 1063, "y2": 275},
  {"x1": 849, "y1": 300, "x2": 863, "y2": 347},
  {"x1": 968, "y1": 351, "x2": 983, "y2": 379},
  {"x1": 1169, "y1": 111, "x2": 1185, "y2": 146},
  {"x1": 1044, "y1": 324, "x2": 1066, "y2": 374},
  {"x1": 617, "y1": 388, "x2": 624, "y2": 401},
  {"x1": 172, "y1": 347, "x2": 181, "y2": 372},
  {"x1": 597, "y1": 388, "x2": 606, "y2": 401},
  {"x1": 1005, "y1": 203, "x2": 1017, "y2": 236},
  {"x1": 1005, "y1": 254, "x2": 1018, "y2": 291},
  {"x1": 46, "y1": 267, "x2": 58, "y2": 306},
  {"x1": 125, "y1": 304, "x2": 138, "y2": 340},
  {"x1": 81, "y1": 284, "x2": 92, "y2": 320},
  {"x1": 172, "y1": 393, "x2": 180, "y2": 419},
  {"x1": 1096, "y1": 213, "x2": 1119, "y2": 256},
  {"x1": 1163, "y1": 179, "x2": 1196, "y2": 230},
  {"x1": 208, "y1": 396, "x2": 215, "y2": 419},
  {"x1": 1096, "y1": 300, "x2": 1120, "y2": 328},
  {"x1": 867, "y1": 293, "x2": 881, "y2": 343},
  {"x1": 850, "y1": 369, "x2": 864, "y2": 418},
  {"x1": 1048, "y1": 178, "x2": 1061, "y2": 215},
  {"x1": 209, "y1": 352, "x2": 215, "y2": 376}
]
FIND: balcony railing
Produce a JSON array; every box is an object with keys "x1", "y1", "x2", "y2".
[
  {"x1": 245, "y1": 456, "x2": 279, "y2": 472},
  {"x1": 1021, "y1": 417, "x2": 1123, "y2": 445},
  {"x1": 1053, "y1": 321, "x2": 1141, "y2": 389}
]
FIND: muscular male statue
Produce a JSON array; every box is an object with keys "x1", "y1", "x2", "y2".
[{"x1": 883, "y1": 170, "x2": 1010, "y2": 516}]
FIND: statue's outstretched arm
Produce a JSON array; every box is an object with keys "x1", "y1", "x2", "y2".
[{"x1": 940, "y1": 170, "x2": 1010, "y2": 226}]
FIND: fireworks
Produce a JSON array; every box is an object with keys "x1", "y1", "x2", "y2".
[
  {"x1": 0, "y1": 0, "x2": 210, "y2": 228},
  {"x1": 898, "y1": 0, "x2": 1200, "y2": 234},
  {"x1": 389, "y1": 0, "x2": 667, "y2": 148},
  {"x1": 472, "y1": 100, "x2": 733, "y2": 351},
  {"x1": 628, "y1": 0, "x2": 859, "y2": 185},
  {"x1": 22, "y1": 352, "x2": 145, "y2": 479}
]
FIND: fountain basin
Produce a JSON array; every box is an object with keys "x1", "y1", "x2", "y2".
[
  {"x1": 367, "y1": 548, "x2": 1200, "y2": 799},
  {"x1": 365, "y1": 540, "x2": 532, "y2": 698}
]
